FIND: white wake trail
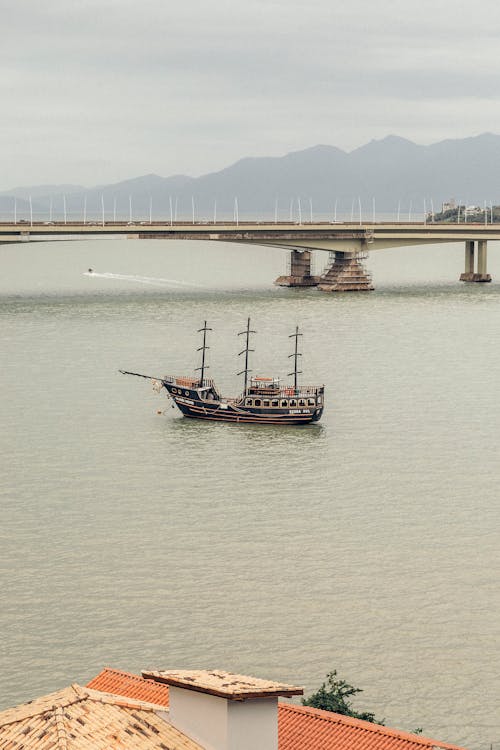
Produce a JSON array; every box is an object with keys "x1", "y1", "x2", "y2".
[{"x1": 83, "y1": 271, "x2": 203, "y2": 288}]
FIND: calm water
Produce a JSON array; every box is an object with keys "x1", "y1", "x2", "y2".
[{"x1": 1, "y1": 239, "x2": 499, "y2": 749}]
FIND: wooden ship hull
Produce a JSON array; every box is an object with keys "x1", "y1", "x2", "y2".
[{"x1": 162, "y1": 377, "x2": 323, "y2": 425}]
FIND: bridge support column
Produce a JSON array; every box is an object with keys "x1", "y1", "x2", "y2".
[
  {"x1": 460, "y1": 240, "x2": 475, "y2": 281},
  {"x1": 275, "y1": 250, "x2": 320, "y2": 287},
  {"x1": 460, "y1": 240, "x2": 491, "y2": 282},
  {"x1": 317, "y1": 251, "x2": 374, "y2": 292},
  {"x1": 477, "y1": 240, "x2": 491, "y2": 281}
]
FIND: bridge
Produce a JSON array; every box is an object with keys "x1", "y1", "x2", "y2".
[{"x1": 1, "y1": 220, "x2": 499, "y2": 292}]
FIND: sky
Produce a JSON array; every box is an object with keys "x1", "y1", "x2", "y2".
[{"x1": 2, "y1": 0, "x2": 500, "y2": 190}]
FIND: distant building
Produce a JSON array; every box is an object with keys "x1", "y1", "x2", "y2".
[
  {"x1": 441, "y1": 199, "x2": 457, "y2": 212},
  {"x1": 0, "y1": 666, "x2": 469, "y2": 750}
]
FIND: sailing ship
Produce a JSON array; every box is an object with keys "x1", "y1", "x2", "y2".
[{"x1": 120, "y1": 319, "x2": 324, "y2": 425}]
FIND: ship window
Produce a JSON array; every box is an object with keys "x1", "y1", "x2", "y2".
[
  {"x1": 308, "y1": 398, "x2": 315, "y2": 406},
  {"x1": 271, "y1": 400, "x2": 279, "y2": 407},
  {"x1": 254, "y1": 399, "x2": 261, "y2": 406},
  {"x1": 246, "y1": 398, "x2": 253, "y2": 406},
  {"x1": 172, "y1": 388, "x2": 177, "y2": 394},
  {"x1": 290, "y1": 399, "x2": 297, "y2": 407},
  {"x1": 184, "y1": 390, "x2": 190, "y2": 396},
  {"x1": 281, "y1": 399, "x2": 288, "y2": 407},
  {"x1": 298, "y1": 399, "x2": 306, "y2": 407},
  {"x1": 263, "y1": 400, "x2": 270, "y2": 407}
]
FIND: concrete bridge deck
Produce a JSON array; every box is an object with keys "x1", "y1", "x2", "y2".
[
  {"x1": 1, "y1": 220, "x2": 500, "y2": 245},
  {"x1": 1, "y1": 220, "x2": 498, "y2": 290}
]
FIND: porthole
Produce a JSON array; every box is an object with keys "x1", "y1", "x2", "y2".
[
  {"x1": 254, "y1": 399, "x2": 261, "y2": 407},
  {"x1": 185, "y1": 390, "x2": 190, "y2": 396},
  {"x1": 281, "y1": 399, "x2": 288, "y2": 407}
]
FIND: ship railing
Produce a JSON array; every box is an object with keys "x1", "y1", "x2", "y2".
[
  {"x1": 278, "y1": 385, "x2": 323, "y2": 396},
  {"x1": 171, "y1": 375, "x2": 216, "y2": 388},
  {"x1": 241, "y1": 385, "x2": 323, "y2": 399}
]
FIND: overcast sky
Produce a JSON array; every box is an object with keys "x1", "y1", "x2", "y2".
[{"x1": 2, "y1": 0, "x2": 500, "y2": 189}]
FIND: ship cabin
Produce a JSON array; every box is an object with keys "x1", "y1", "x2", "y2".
[
  {"x1": 247, "y1": 376, "x2": 281, "y2": 395},
  {"x1": 243, "y1": 376, "x2": 324, "y2": 411},
  {"x1": 165, "y1": 376, "x2": 221, "y2": 402}
]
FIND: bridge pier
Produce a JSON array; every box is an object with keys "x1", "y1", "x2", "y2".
[
  {"x1": 317, "y1": 251, "x2": 374, "y2": 292},
  {"x1": 460, "y1": 240, "x2": 491, "y2": 282},
  {"x1": 275, "y1": 250, "x2": 320, "y2": 287}
]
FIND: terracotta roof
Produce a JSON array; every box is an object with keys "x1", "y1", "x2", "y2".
[
  {"x1": 278, "y1": 703, "x2": 467, "y2": 750},
  {"x1": 86, "y1": 669, "x2": 468, "y2": 750},
  {"x1": 87, "y1": 667, "x2": 170, "y2": 706},
  {"x1": 142, "y1": 669, "x2": 303, "y2": 700},
  {"x1": 0, "y1": 683, "x2": 201, "y2": 750}
]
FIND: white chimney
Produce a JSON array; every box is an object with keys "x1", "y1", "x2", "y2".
[{"x1": 142, "y1": 669, "x2": 303, "y2": 750}]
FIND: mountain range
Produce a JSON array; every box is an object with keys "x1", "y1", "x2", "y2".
[{"x1": 2, "y1": 133, "x2": 500, "y2": 220}]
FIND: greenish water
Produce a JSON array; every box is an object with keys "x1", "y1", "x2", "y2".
[{"x1": 1, "y1": 239, "x2": 499, "y2": 749}]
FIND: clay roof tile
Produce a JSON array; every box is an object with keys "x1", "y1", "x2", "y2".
[{"x1": 85, "y1": 669, "x2": 468, "y2": 750}]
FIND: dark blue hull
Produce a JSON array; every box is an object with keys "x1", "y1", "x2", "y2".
[{"x1": 165, "y1": 384, "x2": 323, "y2": 425}]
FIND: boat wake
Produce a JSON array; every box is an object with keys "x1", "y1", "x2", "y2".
[{"x1": 83, "y1": 271, "x2": 203, "y2": 288}]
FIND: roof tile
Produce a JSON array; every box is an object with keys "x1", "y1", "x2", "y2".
[
  {"x1": 86, "y1": 669, "x2": 468, "y2": 750},
  {"x1": 0, "y1": 683, "x2": 200, "y2": 750},
  {"x1": 142, "y1": 669, "x2": 303, "y2": 700},
  {"x1": 87, "y1": 668, "x2": 170, "y2": 706},
  {"x1": 278, "y1": 703, "x2": 466, "y2": 750}
]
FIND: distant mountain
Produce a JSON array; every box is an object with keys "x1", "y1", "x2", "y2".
[{"x1": 3, "y1": 134, "x2": 500, "y2": 221}]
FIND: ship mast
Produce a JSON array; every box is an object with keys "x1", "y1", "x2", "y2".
[
  {"x1": 288, "y1": 325, "x2": 303, "y2": 394},
  {"x1": 195, "y1": 320, "x2": 212, "y2": 386},
  {"x1": 237, "y1": 317, "x2": 256, "y2": 395}
]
